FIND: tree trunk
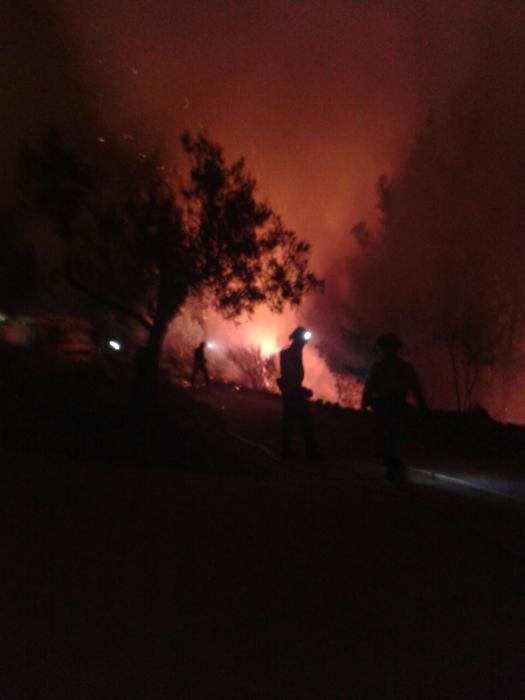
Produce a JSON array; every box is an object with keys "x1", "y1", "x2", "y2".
[
  {"x1": 134, "y1": 306, "x2": 170, "y2": 414},
  {"x1": 133, "y1": 279, "x2": 188, "y2": 415}
]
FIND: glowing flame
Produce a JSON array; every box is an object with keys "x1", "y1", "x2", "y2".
[
  {"x1": 164, "y1": 303, "x2": 350, "y2": 404},
  {"x1": 256, "y1": 336, "x2": 279, "y2": 357}
]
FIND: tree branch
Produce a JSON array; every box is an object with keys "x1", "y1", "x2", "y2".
[{"x1": 63, "y1": 273, "x2": 153, "y2": 332}]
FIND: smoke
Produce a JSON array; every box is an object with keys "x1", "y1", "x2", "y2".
[
  {"x1": 204, "y1": 307, "x2": 340, "y2": 404},
  {"x1": 3, "y1": 1, "x2": 523, "y2": 415},
  {"x1": 163, "y1": 300, "x2": 343, "y2": 403},
  {"x1": 3, "y1": 0, "x2": 428, "y2": 222},
  {"x1": 343, "y1": 2, "x2": 525, "y2": 419}
]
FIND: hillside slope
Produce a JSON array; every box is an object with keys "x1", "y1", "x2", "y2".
[{"x1": 3, "y1": 381, "x2": 525, "y2": 698}]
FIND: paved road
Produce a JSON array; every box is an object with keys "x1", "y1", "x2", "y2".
[
  {"x1": 196, "y1": 383, "x2": 525, "y2": 567},
  {"x1": 197, "y1": 383, "x2": 525, "y2": 520}
]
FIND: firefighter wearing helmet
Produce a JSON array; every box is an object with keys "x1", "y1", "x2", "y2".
[
  {"x1": 191, "y1": 341, "x2": 210, "y2": 388},
  {"x1": 361, "y1": 333, "x2": 427, "y2": 485},
  {"x1": 277, "y1": 326, "x2": 320, "y2": 461}
]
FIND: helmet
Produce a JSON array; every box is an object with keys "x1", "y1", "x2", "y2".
[
  {"x1": 376, "y1": 333, "x2": 402, "y2": 356},
  {"x1": 289, "y1": 326, "x2": 311, "y2": 342}
]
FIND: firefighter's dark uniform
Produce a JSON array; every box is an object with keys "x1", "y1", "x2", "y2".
[
  {"x1": 362, "y1": 351, "x2": 425, "y2": 484},
  {"x1": 279, "y1": 342, "x2": 318, "y2": 460},
  {"x1": 191, "y1": 343, "x2": 210, "y2": 387}
]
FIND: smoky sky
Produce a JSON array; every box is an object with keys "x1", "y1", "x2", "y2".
[{"x1": 4, "y1": 0, "x2": 505, "y2": 241}]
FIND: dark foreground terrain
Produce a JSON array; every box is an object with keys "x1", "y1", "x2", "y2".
[{"x1": 2, "y1": 366, "x2": 525, "y2": 698}]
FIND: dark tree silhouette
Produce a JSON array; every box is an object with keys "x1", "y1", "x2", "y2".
[
  {"x1": 19, "y1": 127, "x2": 92, "y2": 275},
  {"x1": 347, "y1": 63, "x2": 525, "y2": 412},
  {"x1": 18, "y1": 128, "x2": 321, "y2": 403},
  {"x1": 0, "y1": 211, "x2": 38, "y2": 312}
]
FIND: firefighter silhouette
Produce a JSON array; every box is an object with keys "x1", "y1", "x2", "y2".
[
  {"x1": 278, "y1": 326, "x2": 319, "y2": 461},
  {"x1": 361, "y1": 333, "x2": 426, "y2": 485},
  {"x1": 191, "y1": 342, "x2": 210, "y2": 388}
]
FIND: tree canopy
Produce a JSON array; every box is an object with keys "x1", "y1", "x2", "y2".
[{"x1": 15, "y1": 127, "x2": 321, "y2": 394}]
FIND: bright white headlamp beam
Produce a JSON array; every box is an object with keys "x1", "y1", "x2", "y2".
[
  {"x1": 109, "y1": 340, "x2": 121, "y2": 351},
  {"x1": 303, "y1": 330, "x2": 312, "y2": 341}
]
